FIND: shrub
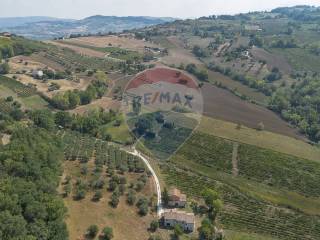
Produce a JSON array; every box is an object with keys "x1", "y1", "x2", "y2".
[
  {"x1": 92, "y1": 190, "x2": 103, "y2": 202},
  {"x1": 127, "y1": 189, "x2": 136, "y2": 205},
  {"x1": 101, "y1": 227, "x2": 113, "y2": 240},
  {"x1": 110, "y1": 190, "x2": 120, "y2": 208},
  {"x1": 150, "y1": 220, "x2": 159, "y2": 232},
  {"x1": 86, "y1": 225, "x2": 99, "y2": 238}
]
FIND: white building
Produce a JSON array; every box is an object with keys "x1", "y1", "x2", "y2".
[{"x1": 32, "y1": 70, "x2": 44, "y2": 79}]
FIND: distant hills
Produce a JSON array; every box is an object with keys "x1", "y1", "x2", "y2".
[
  {"x1": 0, "y1": 16, "x2": 176, "y2": 40},
  {"x1": 0, "y1": 16, "x2": 74, "y2": 28}
]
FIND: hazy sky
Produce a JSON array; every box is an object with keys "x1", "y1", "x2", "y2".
[{"x1": 1, "y1": 0, "x2": 320, "y2": 19}]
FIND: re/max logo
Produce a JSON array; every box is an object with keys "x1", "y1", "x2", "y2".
[{"x1": 137, "y1": 92, "x2": 193, "y2": 108}]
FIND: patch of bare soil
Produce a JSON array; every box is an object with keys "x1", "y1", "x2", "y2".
[
  {"x1": 30, "y1": 53, "x2": 66, "y2": 71},
  {"x1": 1, "y1": 134, "x2": 11, "y2": 145},
  {"x1": 201, "y1": 83, "x2": 302, "y2": 139},
  {"x1": 250, "y1": 46, "x2": 292, "y2": 74},
  {"x1": 68, "y1": 97, "x2": 121, "y2": 115},
  {"x1": 232, "y1": 142, "x2": 239, "y2": 177},
  {"x1": 160, "y1": 36, "x2": 202, "y2": 65},
  {"x1": 48, "y1": 41, "x2": 106, "y2": 58},
  {"x1": 8, "y1": 56, "x2": 49, "y2": 74},
  {"x1": 65, "y1": 35, "x2": 158, "y2": 53},
  {"x1": 7, "y1": 74, "x2": 90, "y2": 98}
]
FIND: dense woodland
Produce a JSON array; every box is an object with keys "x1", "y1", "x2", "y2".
[{"x1": 0, "y1": 127, "x2": 68, "y2": 240}]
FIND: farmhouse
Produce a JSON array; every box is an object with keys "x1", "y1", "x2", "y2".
[
  {"x1": 144, "y1": 46, "x2": 166, "y2": 54},
  {"x1": 162, "y1": 209, "x2": 195, "y2": 232},
  {"x1": 168, "y1": 188, "x2": 187, "y2": 207},
  {"x1": 32, "y1": 70, "x2": 44, "y2": 79},
  {"x1": 0, "y1": 32, "x2": 12, "y2": 37},
  {"x1": 244, "y1": 25, "x2": 262, "y2": 31}
]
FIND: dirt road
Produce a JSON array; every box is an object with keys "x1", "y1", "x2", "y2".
[{"x1": 127, "y1": 147, "x2": 163, "y2": 216}]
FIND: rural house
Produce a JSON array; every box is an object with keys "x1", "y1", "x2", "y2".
[
  {"x1": 244, "y1": 25, "x2": 262, "y2": 31},
  {"x1": 162, "y1": 209, "x2": 195, "y2": 232},
  {"x1": 32, "y1": 70, "x2": 44, "y2": 79},
  {"x1": 168, "y1": 188, "x2": 187, "y2": 207},
  {"x1": 0, "y1": 32, "x2": 12, "y2": 37}
]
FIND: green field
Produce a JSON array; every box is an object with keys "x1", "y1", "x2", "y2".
[
  {"x1": 198, "y1": 116, "x2": 320, "y2": 162},
  {"x1": 0, "y1": 75, "x2": 36, "y2": 97},
  {"x1": 99, "y1": 116, "x2": 133, "y2": 144},
  {"x1": 271, "y1": 47, "x2": 320, "y2": 73},
  {"x1": 57, "y1": 40, "x2": 143, "y2": 62},
  {"x1": 22, "y1": 95, "x2": 49, "y2": 109},
  {"x1": 225, "y1": 230, "x2": 278, "y2": 240}
]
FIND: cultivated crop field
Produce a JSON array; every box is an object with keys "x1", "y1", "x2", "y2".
[
  {"x1": 0, "y1": 75, "x2": 36, "y2": 97},
  {"x1": 207, "y1": 69, "x2": 268, "y2": 105},
  {"x1": 271, "y1": 47, "x2": 320, "y2": 73},
  {"x1": 201, "y1": 83, "x2": 301, "y2": 139},
  {"x1": 54, "y1": 40, "x2": 144, "y2": 62},
  {"x1": 39, "y1": 46, "x2": 119, "y2": 72},
  {"x1": 250, "y1": 47, "x2": 292, "y2": 74},
  {"x1": 198, "y1": 116, "x2": 320, "y2": 162},
  {"x1": 48, "y1": 40, "x2": 107, "y2": 58},
  {"x1": 8, "y1": 55, "x2": 49, "y2": 73},
  {"x1": 162, "y1": 129, "x2": 320, "y2": 240},
  {"x1": 65, "y1": 35, "x2": 159, "y2": 53}
]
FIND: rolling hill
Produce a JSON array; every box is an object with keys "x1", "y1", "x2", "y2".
[{"x1": 0, "y1": 15, "x2": 176, "y2": 40}]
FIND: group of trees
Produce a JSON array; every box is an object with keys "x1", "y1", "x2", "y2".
[
  {"x1": 249, "y1": 35, "x2": 263, "y2": 47},
  {"x1": 264, "y1": 67, "x2": 282, "y2": 82},
  {"x1": 0, "y1": 62, "x2": 10, "y2": 74},
  {"x1": 192, "y1": 45, "x2": 209, "y2": 58},
  {"x1": 30, "y1": 108, "x2": 117, "y2": 138},
  {"x1": 0, "y1": 96, "x2": 24, "y2": 122},
  {"x1": 50, "y1": 79, "x2": 108, "y2": 110},
  {"x1": 107, "y1": 171, "x2": 150, "y2": 215},
  {"x1": 0, "y1": 127, "x2": 68, "y2": 240},
  {"x1": 208, "y1": 62, "x2": 275, "y2": 96},
  {"x1": 86, "y1": 225, "x2": 113, "y2": 240},
  {"x1": 269, "y1": 78, "x2": 320, "y2": 142},
  {"x1": 42, "y1": 69, "x2": 69, "y2": 80},
  {"x1": 270, "y1": 39, "x2": 298, "y2": 48},
  {"x1": 197, "y1": 189, "x2": 224, "y2": 240},
  {"x1": 0, "y1": 36, "x2": 45, "y2": 61},
  {"x1": 182, "y1": 63, "x2": 208, "y2": 82}
]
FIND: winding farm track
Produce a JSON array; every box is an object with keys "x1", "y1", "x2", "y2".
[{"x1": 126, "y1": 147, "x2": 163, "y2": 217}]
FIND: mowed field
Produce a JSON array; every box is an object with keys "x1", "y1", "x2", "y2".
[
  {"x1": 159, "y1": 36, "x2": 202, "y2": 65},
  {"x1": 64, "y1": 35, "x2": 159, "y2": 53},
  {"x1": 6, "y1": 74, "x2": 90, "y2": 98},
  {"x1": 68, "y1": 97, "x2": 120, "y2": 115},
  {"x1": 197, "y1": 116, "x2": 320, "y2": 162},
  {"x1": 48, "y1": 40, "x2": 107, "y2": 58},
  {"x1": 8, "y1": 55, "x2": 49, "y2": 73},
  {"x1": 250, "y1": 46, "x2": 292, "y2": 74},
  {"x1": 207, "y1": 70, "x2": 268, "y2": 105},
  {"x1": 201, "y1": 83, "x2": 302, "y2": 139}
]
